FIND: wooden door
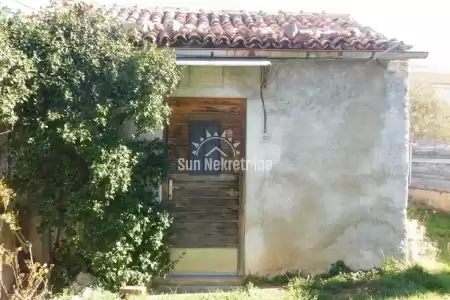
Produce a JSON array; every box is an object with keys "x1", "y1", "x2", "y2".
[{"x1": 165, "y1": 97, "x2": 245, "y2": 275}]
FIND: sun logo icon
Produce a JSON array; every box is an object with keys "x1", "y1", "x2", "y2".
[{"x1": 192, "y1": 130, "x2": 240, "y2": 157}]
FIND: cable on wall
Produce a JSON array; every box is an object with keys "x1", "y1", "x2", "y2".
[{"x1": 260, "y1": 66, "x2": 268, "y2": 135}]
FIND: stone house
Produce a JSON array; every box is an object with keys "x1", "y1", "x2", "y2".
[{"x1": 54, "y1": 3, "x2": 429, "y2": 278}]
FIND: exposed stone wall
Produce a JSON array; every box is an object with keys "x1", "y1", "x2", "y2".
[{"x1": 171, "y1": 59, "x2": 410, "y2": 275}]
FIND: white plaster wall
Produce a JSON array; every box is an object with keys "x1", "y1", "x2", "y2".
[{"x1": 172, "y1": 60, "x2": 409, "y2": 275}]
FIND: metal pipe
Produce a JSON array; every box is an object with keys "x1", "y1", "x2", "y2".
[
  {"x1": 175, "y1": 57, "x2": 271, "y2": 66},
  {"x1": 260, "y1": 66, "x2": 268, "y2": 135},
  {"x1": 173, "y1": 48, "x2": 428, "y2": 60}
]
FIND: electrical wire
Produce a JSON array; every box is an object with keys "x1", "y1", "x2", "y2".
[
  {"x1": 260, "y1": 66, "x2": 268, "y2": 134},
  {"x1": 1, "y1": 0, "x2": 37, "y2": 11}
]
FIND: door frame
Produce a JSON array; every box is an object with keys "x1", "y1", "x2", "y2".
[{"x1": 163, "y1": 97, "x2": 247, "y2": 276}]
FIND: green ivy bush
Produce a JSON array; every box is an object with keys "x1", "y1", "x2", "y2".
[
  {"x1": 2, "y1": 4, "x2": 181, "y2": 290},
  {"x1": 0, "y1": 9, "x2": 34, "y2": 129}
]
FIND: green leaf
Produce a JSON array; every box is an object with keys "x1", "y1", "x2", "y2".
[{"x1": 3, "y1": 4, "x2": 180, "y2": 291}]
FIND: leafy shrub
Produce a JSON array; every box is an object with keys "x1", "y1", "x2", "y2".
[
  {"x1": 2, "y1": 3, "x2": 181, "y2": 290},
  {"x1": 410, "y1": 83, "x2": 450, "y2": 143},
  {"x1": 0, "y1": 9, "x2": 34, "y2": 130}
]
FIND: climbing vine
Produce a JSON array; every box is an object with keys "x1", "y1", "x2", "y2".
[
  {"x1": 2, "y1": 4, "x2": 181, "y2": 290},
  {"x1": 0, "y1": 9, "x2": 34, "y2": 131}
]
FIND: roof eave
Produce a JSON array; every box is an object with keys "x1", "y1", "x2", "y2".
[{"x1": 173, "y1": 48, "x2": 429, "y2": 60}]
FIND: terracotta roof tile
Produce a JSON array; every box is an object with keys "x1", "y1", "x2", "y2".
[{"x1": 50, "y1": 2, "x2": 412, "y2": 51}]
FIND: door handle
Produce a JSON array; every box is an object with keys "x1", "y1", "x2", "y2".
[{"x1": 168, "y1": 179, "x2": 173, "y2": 201}]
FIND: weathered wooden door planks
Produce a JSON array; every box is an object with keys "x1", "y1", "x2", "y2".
[{"x1": 165, "y1": 97, "x2": 245, "y2": 275}]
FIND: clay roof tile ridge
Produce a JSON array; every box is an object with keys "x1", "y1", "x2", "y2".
[{"x1": 45, "y1": 2, "x2": 411, "y2": 51}]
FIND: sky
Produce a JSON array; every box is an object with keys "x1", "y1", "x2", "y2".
[{"x1": 0, "y1": 0, "x2": 444, "y2": 72}]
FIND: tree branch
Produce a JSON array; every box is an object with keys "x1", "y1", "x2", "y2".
[{"x1": 0, "y1": 128, "x2": 12, "y2": 135}]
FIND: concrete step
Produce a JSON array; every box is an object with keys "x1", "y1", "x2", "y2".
[
  {"x1": 152, "y1": 275, "x2": 245, "y2": 295},
  {"x1": 149, "y1": 287, "x2": 286, "y2": 299},
  {"x1": 155, "y1": 285, "x2": 242, "y2": 294},
  {"x1": 153, "y1": 275, "x2": 245, "y2": 287}
]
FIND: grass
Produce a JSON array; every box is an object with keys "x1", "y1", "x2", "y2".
[
  {"x1": 283, "y1": 260, "x2": 450, "y2": 299},
  {"x1": 408, "y1": 205, "x2": 450, "y2": 264},
  {"x1": 51, "y1": 204, "x2": 450, "y2": 300}
]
